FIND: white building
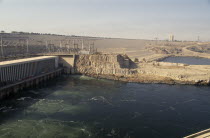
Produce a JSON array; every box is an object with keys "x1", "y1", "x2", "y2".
[{"x1": 169, "y1": 35, "x2": 175, "y2": 42}]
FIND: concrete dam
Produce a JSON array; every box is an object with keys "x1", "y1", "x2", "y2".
[
  {"x1": 1, "y1": 53, "x2": 210, "y2": 99},
  {"x1": 0, "y1": 56, "x2": 59, "y2": 86},
  {"x1": 0, "y1": 56, "x2": 65, "y2": 99},
  {"x1": 0, "y1": 54, "x2": 135, "y2": 99}
]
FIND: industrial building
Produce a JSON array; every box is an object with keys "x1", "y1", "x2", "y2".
[{"x1": 0, "y1": 56, "x2": 59, "y2": 87}]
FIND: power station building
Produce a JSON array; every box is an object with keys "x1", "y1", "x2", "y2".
[{"x1": 0, "y1": 56, "x2": 59, "y2": 87}]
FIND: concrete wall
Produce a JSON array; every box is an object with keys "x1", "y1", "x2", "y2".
[
  {"x1": 0, "y1": 56, "x2": 59, "y2": 87},
  {"x1": 59, "y1": 55, "x2": 75, "y2": 74},
  {"x1": 0, "y1": 69, "x2": 63, "y2": 100}
]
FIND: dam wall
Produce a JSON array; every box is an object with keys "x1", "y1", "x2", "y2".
[
  {"x1": 0, "y1": 56, "x2": 59, "y2": 87},
  {"x1": 0, "y1": 56, "x2": 62, "y2": 99},
  {"x1": 58, "y1": 55, "x2": 75, "y2": 74},
  {"x1": 0, "y1": 69, "x2": 62, "y2": 99},
  {"x1": 1, "y1": 53, "x2": 209, "y2": 100}
]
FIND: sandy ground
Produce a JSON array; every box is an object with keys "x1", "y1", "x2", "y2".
[
  {"x1": 94, "y1": 39, "x2": 155, "y2": 59},
  {"x1": 94, "y1": 38, "x2": 210, "y2": 85},
  {"x1": 94, "y1": 38, "x2": 202, "y2": 60}
]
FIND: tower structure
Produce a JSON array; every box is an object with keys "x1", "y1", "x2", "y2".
[
  {"x1": 197, "y1": 36, "x2": 200, "y2": 42},
  {"x1": 169, "y1": 35, "x2": 175, "y2": 42},
  {"x1": 81, "y1": 39, "x2": 84, "y2": 50}
]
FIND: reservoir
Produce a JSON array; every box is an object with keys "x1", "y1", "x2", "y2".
[
  {"x1": 162, "y1": 56, "x2": 210, "y2": 65},
  {"x1": 0, "y1": 75, "x2": 210, "y2": 138}
]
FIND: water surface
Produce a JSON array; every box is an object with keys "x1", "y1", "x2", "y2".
[
  {"x1": 162, "y1": 56, "x2": 210, "y2": 65},
  {"x1": 0, "y1": 75, "x2": 210, "y2": 138}
]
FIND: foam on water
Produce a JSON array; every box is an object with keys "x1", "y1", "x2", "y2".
[{"x1": 0, "y1": 119, "x2": 91, "y2": 138}]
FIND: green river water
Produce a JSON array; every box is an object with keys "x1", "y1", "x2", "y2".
[{"x1": 0, "y1": 75, "x2": 210, "y2": 138}]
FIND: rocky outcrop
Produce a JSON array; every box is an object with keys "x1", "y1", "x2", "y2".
[
  {"x1": 74, "y1": 54, "x2": 210, "y2": 85},
  {"x1": 150, "y1": 47, "x2": 182, "y2": 54},
  {"x1": 75, "y1": 54, "x2": 137, "y2": 76}
]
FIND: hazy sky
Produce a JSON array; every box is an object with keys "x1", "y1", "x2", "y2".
[{"x1": 0, "y1": 0, "x2": 210, "y2": 41}]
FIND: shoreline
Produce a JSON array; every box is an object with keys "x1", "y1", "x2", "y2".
[
  {"x1": 80, "y1": 73, "x2": 210, "y2": 86},
  {"x1": 74, "y1": 54, "x2": 210, "y2": 86}
]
